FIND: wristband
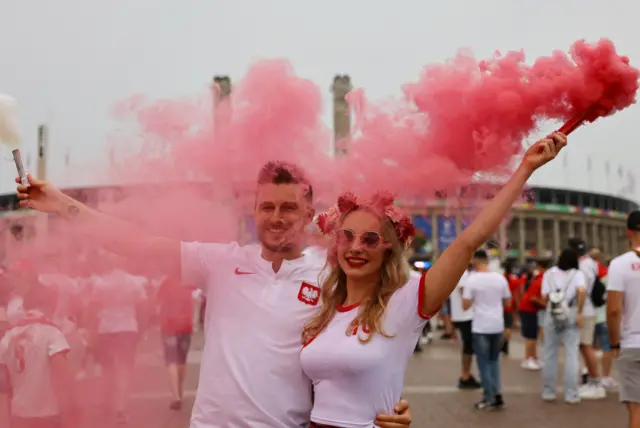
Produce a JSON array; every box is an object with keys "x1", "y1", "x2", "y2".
[{"x1": 610, "y1": 343, "x2": 620, "y2": 350}]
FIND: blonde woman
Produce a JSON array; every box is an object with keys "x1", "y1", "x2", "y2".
[{"x1": 300, "y1": 133, "x2": 567, "y2": 426}]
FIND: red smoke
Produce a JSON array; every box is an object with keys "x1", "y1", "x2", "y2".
[
  {"x1": 10, "y1": 38, "x2": 635, "y2": 253},
  {"x1": 559, "y1": 39, "x2": 639, "y2": 133},
  {"x1": 3, "y1": 37, "x2": 637, "y2": 428},
  {"x1": 342, "y1": 38, "x2": 638, "y2": 198},
  {"x1": 99, "y1": 38, "x2": 640, "y2": 243}
]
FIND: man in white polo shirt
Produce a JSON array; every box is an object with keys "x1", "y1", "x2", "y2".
[
  {"x1": 15, "y1": 162, "x2": 411, "y2": 428},
  {"x1": 607, "y1": 210, "x2": 640, "y2": 428}
]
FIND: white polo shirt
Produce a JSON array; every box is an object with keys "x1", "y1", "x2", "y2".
[
  {"x1": 0, "y1": 315, "x2": 70, "y2": 418},
  {"x1": 462, "y1": 272, "x2": 511, "y2": 334},
  {"x1": 182, "y1": 242, "x2": 323, "y2": 428},
  {"x1": 606, "y1": 251, "x2": 640, "y2": 348},
  {"x1": 450, "y1": 270, "x2": 472, "y2": 323},
  {"x1": 299, "y1": 274, "x2": 429, "y2": 428}
]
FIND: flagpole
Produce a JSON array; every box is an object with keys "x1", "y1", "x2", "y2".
[
  {"x1": 618, "y1": 165, "x2": 625, "y2": 197},
  {"x1": 562, "y1": 152, "x2": 569, "y2": 188},
  {"x1": 586, "y1": 155, "x2": 593, "y2": 192}
]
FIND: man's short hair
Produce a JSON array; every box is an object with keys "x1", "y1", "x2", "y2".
[
  {"x1": 627, "y1": 210, "x2": 640, "y2": 232},
  {"x1": 473, "y1": 249, "x2": 489, "y2": 261},
  {"x1": 257, "y1": 161, "x2": 313, "y2": 203}
]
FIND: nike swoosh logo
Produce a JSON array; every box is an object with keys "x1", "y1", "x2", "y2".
[{"x1": 234, "y1": 268, "x2": 254, "y2": 275}]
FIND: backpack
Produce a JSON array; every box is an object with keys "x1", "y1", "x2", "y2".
[
  {"x1": 547, "y1": 270, "x2": 576, "y2": 330},
  {"x1": 589, "y1": 262, "x2": 607, "y2": 308},
  {"x1": 590, "y1": 275, "x2": 607, "y2": 308}
]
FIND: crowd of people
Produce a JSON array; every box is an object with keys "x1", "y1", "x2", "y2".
[
  {"x1": 0, "y1": 250, "x2": 205, "y2": 427},
  {"x1": 0, "y1": 131, "x2": 637, "y2": 428},
  {"x1": 412, "y1": 217, "x2": 640, "y2": 424}
]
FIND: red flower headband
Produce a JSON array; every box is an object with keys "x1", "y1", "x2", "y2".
[{"x1": 316, "y1": 191, "x2": 416, "y2": 248}]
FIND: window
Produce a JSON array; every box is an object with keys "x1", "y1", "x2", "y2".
[
  {"x1": 569, "y1": 192, "x2": 579, "y2": 206},
  {"x1": 538, "y1": 188, "x2": 552, "y2": 204}
]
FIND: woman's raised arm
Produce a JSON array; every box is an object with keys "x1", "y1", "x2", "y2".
[{"x1": 420, "y1": 133, "x2": 567, "y2": 316}]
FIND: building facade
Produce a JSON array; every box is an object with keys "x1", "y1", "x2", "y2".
[{"x1": 407, "y1": 188, "x2": 634, "y2": 263}]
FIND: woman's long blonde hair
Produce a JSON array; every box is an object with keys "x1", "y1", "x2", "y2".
[{"x1": 302, "y1": 208, "x2": 410, "y2": 344}]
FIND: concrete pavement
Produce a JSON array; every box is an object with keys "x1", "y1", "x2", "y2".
[{"x1": 0, "y1": 331, "x2": 627, "y2": 427}]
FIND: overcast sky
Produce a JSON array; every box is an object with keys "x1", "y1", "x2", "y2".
[{"x1": 0, "y1": 0, "x2": 638, "y2": 202}]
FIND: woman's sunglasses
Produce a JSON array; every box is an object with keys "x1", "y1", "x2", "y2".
[{"x1": 335, "y1": 228, "x2": 386, "y2": 249}]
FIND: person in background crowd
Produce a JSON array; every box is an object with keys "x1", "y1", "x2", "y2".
[
  {"x1": 451, "y1": 265, "x2": 481, "y2": 389},
  {"x1": 502, "y1": 260, "x2": 526, "y2": 356},
  {"x1": 157, "y1": 275, "x2": 195, "y2": 410},
  {"x1": 0, "y1": 282, "x2": 73, "y2": 428},
  {"x1": 74, "y1": 275, "x2": 102, "y2": 381},
  {"x1": 4, "y1": 260, "x2": 40, "y2": 326},
  {"x1": 518, "y1": 258, "x2": 550, "y2": 370},
  {"x1": 198, "y1": 296, "x2": 206, "y2": 332},
  {"x1": 191, "y1": 288, "x2": 204, "y2": 333},
  {"x1": 438, "y1": 298, "x2": 456, "y2": 341},
  {"x1": 462, "y1": 249, "x2": 511, "y2": 410},
  {"x1": 541, "y1": 248, "x2": 586, "y2": 404},
  {"x1": 522, "y1": 258, "x2": 547, "y2": 341},
  {"x1": 38, "y1": 270, "x2": 91, "y2": 383},
  {"x1": 87, "y1": 264, "x2": 149, "y2": 424},
  {"x1": 589, "y1": 248, "x2": 618, "y2": 390},
  {"x1": 607, "y1": 210, "x2": 640, "y2": 428},
  {"x1": 568, "y1": 238, "x2": 606, "y2": 399}
]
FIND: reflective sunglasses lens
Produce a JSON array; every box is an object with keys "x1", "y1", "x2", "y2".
[
  {"x1": 338, "y1": 229, "x2": 356, "y2": 244},
  {"x1": 362, "y1": 232, "x2": 381, "y2": 248}
]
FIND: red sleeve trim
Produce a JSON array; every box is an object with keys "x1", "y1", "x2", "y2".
[
  {"x1": 302, "y1": 334, "x2": 316, "y2": 349},
  {"x1": 417, "y1": 273, "x2": 437, "y2": 320}
]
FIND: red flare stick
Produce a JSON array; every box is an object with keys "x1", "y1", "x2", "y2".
[{"x1": 556, "y1": 104, "x2": 600, "y2": 135}]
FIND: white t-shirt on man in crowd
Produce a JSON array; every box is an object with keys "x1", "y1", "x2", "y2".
[
  {"x1": 462, "y1": 272, "x2": 511, "y2": 334},
  {"x1": 0, "y1": 315, "x2": 70, "y2": 418},
  {"x1": 606, "y1": 251, "x2": 640, "y2": 349}
]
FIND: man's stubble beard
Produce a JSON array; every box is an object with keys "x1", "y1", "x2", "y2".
[
  {"x1": 260, "y1": 228, "x2": 303, "y2": 255},
  {"x1": 262, "y1": 241, "x2": 295, "y2": 254}
]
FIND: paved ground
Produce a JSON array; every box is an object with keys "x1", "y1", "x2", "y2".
[{"x1": 0, "y1": 329, "x2": 627, "y2": 427}]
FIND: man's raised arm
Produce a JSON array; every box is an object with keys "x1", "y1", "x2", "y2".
[{"x1": 16, "y1": 175, "x2": 180, "y2": 275}]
